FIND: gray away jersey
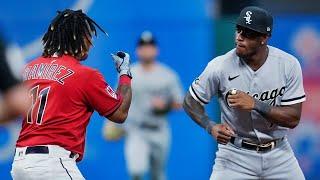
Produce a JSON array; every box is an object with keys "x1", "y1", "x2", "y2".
[
  {"x1": 189, "y1": 45, "x2": 306, "y2": 143},
  {"x1": 126, "y1": 62, "x2": 183, "y2": 129}
]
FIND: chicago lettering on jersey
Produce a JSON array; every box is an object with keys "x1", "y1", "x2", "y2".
[
  {"x1": 23, "y1": 63, "x2": 74, "y2": 85},
  {"x1": 225, "y1": 86, "x2": 286, "y2": 107},
  {"x1": 250, "y1": 86, "x2": 286, "y2": 106}
]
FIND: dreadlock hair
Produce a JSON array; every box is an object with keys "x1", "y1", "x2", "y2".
[{"x1": 42, "y1": 9, "x2": 107, "y2": 60}]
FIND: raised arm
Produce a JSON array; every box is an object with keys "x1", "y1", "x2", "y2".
[
  {"x1": 107, "y1": 52, "x2": 132, "y2": 123},
  {"x1": 108, "y1": 76, "x2": 132, "y2": 123}
]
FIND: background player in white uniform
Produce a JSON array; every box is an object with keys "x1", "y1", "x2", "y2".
[
  {"x1": 183, "y1": 6, "x2": 306, "y2": 180},
  {"x1": 104, "y1": 31, "x2": 183, "y2": 180}
]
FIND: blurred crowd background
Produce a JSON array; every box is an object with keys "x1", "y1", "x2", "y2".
[{"x1": 0, "y1": 0, "x2": 319, "y2": 179}]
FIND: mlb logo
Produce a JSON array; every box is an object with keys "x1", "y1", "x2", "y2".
[{"x1": 267, "y1": 27, "x2": 271, "y2": 32}]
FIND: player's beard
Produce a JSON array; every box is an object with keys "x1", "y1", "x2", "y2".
[
  {"x1": 236, "y1": 50, "x2": 256, "y2": 59},
  {"x1": 236, "y1": 45, "x2": 258, "y2": 59},
  {"x1": 141, "y1": 57, "x2": 155, "y2": 65}
]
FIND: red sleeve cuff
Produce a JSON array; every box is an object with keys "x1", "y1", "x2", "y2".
[{"x1": 119, "y1": 75, "x2": 132, "y2": 86}]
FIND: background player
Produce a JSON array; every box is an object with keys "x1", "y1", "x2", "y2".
[
  {"x1": 104, "y1": 31, "x2": 183, "y2": 180},
  {"x1": 11, "y1": 9, "x2": 132, "y2": 180},
  {"x1": 183, "y1": 6, "x2": 306, "y2": 179},
  {"x1": 0, "y1": 33, "x2": 29, "y2": 124}
]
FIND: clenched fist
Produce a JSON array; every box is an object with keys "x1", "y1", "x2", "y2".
[
  {"x1": 111, "y1": 51, "x2": 132, "y2": 78},
  {"x1": 228, "y1": 90, "x2": 255, "y2": 111},
  {"x1": 209, "y1": 123, "x2": 235, "y2": 145}
]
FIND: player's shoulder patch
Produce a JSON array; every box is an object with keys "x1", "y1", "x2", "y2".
[{"x1": 105, "y1": 85, "x2": 118, "y2": 99}]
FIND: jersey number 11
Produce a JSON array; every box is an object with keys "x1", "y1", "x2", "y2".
[{"x1": 27, "y1": 85, "x2": 51, "y2": 125}]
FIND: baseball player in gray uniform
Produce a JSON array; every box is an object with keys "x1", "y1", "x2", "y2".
[
  {"x1": 183, "y1": 6, "x2": 306, "y2": 180},
  {"x1": 104, "y1": 31, "x2": 183, "y2": 180}
]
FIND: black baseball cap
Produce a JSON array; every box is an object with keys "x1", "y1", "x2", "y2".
[
  {"x1": 137, "y1": 31, "x2": 157, "y2": 47},
  {"x1": 236, "y1": 6, "x2": 273, "y2": 36}
]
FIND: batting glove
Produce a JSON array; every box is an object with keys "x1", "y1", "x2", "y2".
[{"x1": 111, "y1": 51, "x2": 132, "y2": 78}]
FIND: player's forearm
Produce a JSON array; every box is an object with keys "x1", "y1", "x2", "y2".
[
  {"x1": 254, "y1": 99, "x2": 302, "y2": 129},
  {"x1": 0, "y1": 102, "x2": 11, "y2": 124},
  {"x1": 116, "y1": 76, "x2": 132, "y2": 120},
  {"x1": 183, "y1": 92, "x2": 215, "y2": 134},
  {"x1": 152, "y1": 101, "x2": 181, "y2": 115},
  {"x1": 152, "y1": 105, "x2": 171, "y2": 116},
  {"x1": 108, "y1": 75, "x2": 132, "y2": 123},
  {"x1": 171, "y1": 101, "x2": 182, "y2": 110},
  {"x1": 108, "y1": 52, "x2": 132, "y2": 123},
  {"x1": 0, "y1": 85, "x2": 30, "y2": 124},
  {"x1": 0, "y1": 104, "x2": 21, "y2": 124}
]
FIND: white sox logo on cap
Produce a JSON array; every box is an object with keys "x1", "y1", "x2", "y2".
[{"x1": 244, "y1": 11, "x2": 252, "y2": 24}]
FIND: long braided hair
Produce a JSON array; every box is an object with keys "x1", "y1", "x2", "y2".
[{"x1": 42, "y1": 9, "x2": 107, "y2": 60}]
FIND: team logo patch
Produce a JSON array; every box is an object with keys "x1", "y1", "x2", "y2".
[
  {"x1": 106, "y1": 86, "x2": 118, "y2": 99},
  {"x1": 244, "y1": 11, "x2": 253, "y2": 24}
]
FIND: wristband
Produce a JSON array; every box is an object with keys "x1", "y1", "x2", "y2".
[
  {"x1": 253, "y1": 99, "x2": 271, "y2": 116},
  {"x1": 119, "y1": 75, "x2": 131, "y2": 86}
]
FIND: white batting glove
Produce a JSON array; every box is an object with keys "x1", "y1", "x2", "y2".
[{"x1": 111, "y1": 51, "x2": 132, "y2": 78}]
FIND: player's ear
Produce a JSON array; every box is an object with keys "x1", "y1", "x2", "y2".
[{"x1": 260, "y1": 35, "x2": 268, "y2": 45}]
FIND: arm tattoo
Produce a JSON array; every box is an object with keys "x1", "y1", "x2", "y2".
[
  {"x1": 183, "y1": 91, "x2": 215, "y2": 134},
  {"x1": 117, "y1": 84, "x2": 132, "y2": 114}
]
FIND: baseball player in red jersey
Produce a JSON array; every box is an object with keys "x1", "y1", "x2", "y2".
[{"x1": 11, "y1": 9, "x2": 132, "y2": 180}]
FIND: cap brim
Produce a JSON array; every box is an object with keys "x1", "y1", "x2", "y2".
[
  {"x1": 226, "y1": 19, "x2": 270, "y2": 35},
  {"x1": 237, "y1": 24, "x2": 267, "y2": 34}
]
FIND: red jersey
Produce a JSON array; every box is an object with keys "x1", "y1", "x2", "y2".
[{"x1": 16, "y1": 55, "x2": 122, "y2": 161}]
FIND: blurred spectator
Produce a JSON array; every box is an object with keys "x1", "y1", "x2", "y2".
[{"x1": 0, "y1": 33, "x2": 29, "y2": 124}]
